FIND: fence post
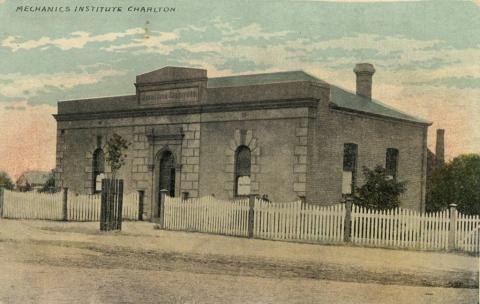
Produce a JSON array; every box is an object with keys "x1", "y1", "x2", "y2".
[
  {"x1": 0, "y1": 186, "x2": 4, "y2": 218},
  {"x1": 138, "y1": 190, "x2": 144, "y2": 221},
  {"x1": 159, "y1": 189, "x2": 168, "y2": 228},
  {"x1": 344, "y1": 196, "x2": 353, "y2": 243},
  {"x1": 62, "y1": 187, "x2": 68, "y2": 221},
  {"x1": 448, "y1": 203, "x2": 457, "y2": 251},
  {"x1": 248, "y1": 194, "x2": 256, "y2": 238}
]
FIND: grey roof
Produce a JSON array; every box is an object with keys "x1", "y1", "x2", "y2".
[
  {"x1": 329, "y1": 86, "x2": 431, "y2": 124},
  {"x1": 208, "y1": 70, "x2": 327, "y2": 88},
  {"x1": 209, "y1": 70, "x2": 430, "y2": 125}
]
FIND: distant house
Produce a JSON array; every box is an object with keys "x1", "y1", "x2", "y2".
[{"x1": 16, "y1": 170, "x2": 51, "y2": 191}]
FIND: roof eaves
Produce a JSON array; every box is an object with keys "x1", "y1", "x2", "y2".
[{"x1": 329, "y1": 103, "x2": 432, "y2": 126}]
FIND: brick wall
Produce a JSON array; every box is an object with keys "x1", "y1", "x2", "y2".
[{"x1": 306, "y1": 101, "x2": 427, "y2": 211}]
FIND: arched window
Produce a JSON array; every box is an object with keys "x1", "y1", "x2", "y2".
[
  {"x1": 342, "y1": 143, "x2": 358, "y2": 195},
  {"x1": 92, "y1": 149, "x2": 105, "y2": 193},
  {"x1": 386, "y1": 148, "x2": 399, "y2": 180},
  {"x1": 235, "y1": 146, "x2": 251, "y2": 196}
]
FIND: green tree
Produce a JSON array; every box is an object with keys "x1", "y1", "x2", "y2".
[
  {"x1": 352, "y1": 165, "x2": 407, "y2": 210},
  {"x1": 0, "y1": 171, "x2": 14, "y2": 190},
  {"x1": 427, "y1": 154, "x2": 480, "y2": 215},
  {"x1": 39, "y1": 170, "x2": 58, "y2": 193},
  {"x1": 104, "y1": 133, "x2": 131, "y2": 180}
]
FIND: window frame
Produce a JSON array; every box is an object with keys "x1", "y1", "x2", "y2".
[
  {"x1": 234, "y1": 145, "x2": 252, "y2": 197},
  {"x1": 342, "y1": 143, "x2": 358, "y2": 195},
  {"x1": 92, "y1": 148, "x2": 105, "y2": 194},
  {"x1": 386, "y1": 148, "x2": 399, "y2": 181}
]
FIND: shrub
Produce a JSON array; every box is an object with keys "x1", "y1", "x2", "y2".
[{"x1": 352, "y1": 165, "x2": 407, "y2": 210}]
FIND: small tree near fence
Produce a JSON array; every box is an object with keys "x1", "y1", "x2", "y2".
[
  {"x1": 100, "y1": 133, "x2": 131, "y2": 231},
  {"x1": 352, "y1": 165, "x2": 407, "y2": 210},
  {"x1": 0, "y1": 171, "x2": 14, "y2": 190},
  {"x1": 39, "y1": 170, "x2": 59, "y2": 193}
]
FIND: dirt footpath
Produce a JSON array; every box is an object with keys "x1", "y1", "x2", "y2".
[{"x1": 0, "y1": 219, "x2": 478, "y2": 303}]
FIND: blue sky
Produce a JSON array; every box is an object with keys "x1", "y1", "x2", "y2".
[{"x1": 0, "y1": 0, "x2": 479, "y2": 178}]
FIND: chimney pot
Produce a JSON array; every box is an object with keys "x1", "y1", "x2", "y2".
[{"x1": 354, "y1": 63, "x2": 375, "y2": 99}]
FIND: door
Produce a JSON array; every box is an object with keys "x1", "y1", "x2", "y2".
[{"x1": 158, "y1": 151, "x2": 176, "y2": 217}]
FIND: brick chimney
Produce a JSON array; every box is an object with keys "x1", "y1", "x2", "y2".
[
  {"x1": 435, "y1": 129, "x2": 445, "y2": 166},
  {"x1": 354, "y1": 63, "x2": 375, "y2": 99}
]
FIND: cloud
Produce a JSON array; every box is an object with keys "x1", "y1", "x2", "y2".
[
  {"x1": 0, "y1": 68, "x2": 126, "y2": 99},
  {"x1": 407, "y1": 76, "x2": 480, "y2": 89},
  {"x1": 100, "y1": 31, "x2": 177, "y2": 54},
  {"x1": 1, "y1": 28, "x2": 143, "y2": 51},
  {"x1": 212, "y1": 19, "x2": 291, "y2": 42},
  {"x1": 4, "y1": 105, "x2": 26, "y2": 111}
]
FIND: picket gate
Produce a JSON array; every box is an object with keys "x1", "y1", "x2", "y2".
[{"x1": 456, "y1": 213, "x2": 480, "y2": 253}]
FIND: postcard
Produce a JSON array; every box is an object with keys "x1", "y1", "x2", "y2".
[{"x1": 0, "y1": 1, "x2": 478, "y2": 303}]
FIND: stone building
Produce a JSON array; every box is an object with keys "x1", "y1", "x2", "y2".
[{"x1": 54, "y1": 63, "x2": 431, "y2": 220}]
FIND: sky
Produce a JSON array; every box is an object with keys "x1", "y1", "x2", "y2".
[{"x1": 0, "y1": 0, "x2": 479, "y2": 180}]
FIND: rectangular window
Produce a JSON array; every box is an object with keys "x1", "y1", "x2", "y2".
[
  {"x1": 386, "y1": 148, "x2": 399, "y2": 180},
  {"x1": 342, "y1": 143, "x2": 358, "y2": 195}
]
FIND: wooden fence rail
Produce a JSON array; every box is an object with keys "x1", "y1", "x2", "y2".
[
  {"x1": 1, "y1": 189, "x2": 139, "y2": 221},
  {"x1": 253, "y1": 199, "x2": 345, "y2": 243},
  {"x1": 2, "y1": 189, "x2": 480, "y2": 253},
  {"x1": 164, "y1": 196, "x2": 250, "y2": 237},
  {"x1": 3, "y1": 190, "x2": 63, "y2": 220},
  {"x1": 162, "y1": 195, "x2": 480, "y2": 253},
  {"x1": 351, "y1": 205, "x2": 450, "y2": 250},
  {"x1": 68, "y1": 192, "x2": 139, "y2": 222},
  {"x1": 456, "y1": 213, "x2": 480, "y2": 253}
]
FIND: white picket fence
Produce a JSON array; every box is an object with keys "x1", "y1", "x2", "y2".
[
  {"x1": 456, "y1": 213, "x2": 480, "y2": 253},
  {"x1": 162, "y1": 196, "x2": 480, "y2": 253},
  {"x1": 1, "y1": 190, "x2": 139, "y2": 221},
  {"x1": 3, "y1": 189, "x2": 480, "y2": 253},
  {"x1": 2, "y1": 190, "x2": 63, "y2": 220},
  {"x1": 164, "y1": 196, "x2": 250, "y2": 237},
  {"x1": 254, "y1": 199, "x2": 345, "y2": 243},
  {"x1": 351, "y1": 206, "x2": 450, "y2": 250},
  {"x1": 67, "y1": 192, "x2": 139, "y2": 221}
]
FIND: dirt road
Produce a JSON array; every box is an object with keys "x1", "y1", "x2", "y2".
[{"x1": 0, "y1": 219, "x2": 478, "y2": 303}]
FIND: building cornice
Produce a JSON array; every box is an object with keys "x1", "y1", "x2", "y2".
[{"x1": 53, "y1": 98, "x2": 319, "y2": 122}]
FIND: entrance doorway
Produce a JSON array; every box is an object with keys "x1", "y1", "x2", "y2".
[{"x1": 157, "y1": 150, "x2": 176, "y2": 217}]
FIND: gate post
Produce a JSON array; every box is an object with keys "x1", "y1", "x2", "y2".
[
  {"x1": 138, "y1": 190, "x2": 145, "y2": 221},
  {"x1": 248, "y1": 194, "x2": 256, "y2": 238},
  {"x1": 159, "y1": 189, "x2": 168, "y2": 229},
  {"x1": 62, "y1": 187, "x2": 68, "y2": 221},
  {"x1": 448, "y1": 203, "x2": 457, "y2": 251},
  {"x1": 344, "y1": 196, "x2": 353, "y2": 243}
]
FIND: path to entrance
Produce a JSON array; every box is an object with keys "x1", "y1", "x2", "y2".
[{"x1": 0, "y1": 219, "x2": 478, "y2": 303}]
